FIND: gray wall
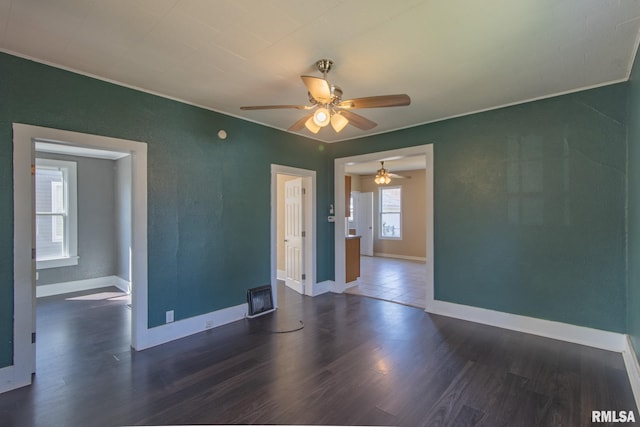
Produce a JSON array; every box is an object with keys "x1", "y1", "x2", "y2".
[
  {"x1": 115, "y1": 155, "x2": 132, "y2": 287},
  {"x1": 36, "y1": 152, "x2": 117, "y2": 285}
]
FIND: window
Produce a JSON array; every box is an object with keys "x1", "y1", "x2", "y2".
[
  {"x1": 348, "y1": 194, "x2": 354, "y2": 221},
  {"x1": 35, "y1": 158, "x2": 78, "y2": 269},
  {"x1": 379, "y1": 186, "x2": 401, "y2": 239}
]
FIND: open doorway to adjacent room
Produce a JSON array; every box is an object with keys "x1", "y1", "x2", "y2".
[
  {"x1": 270, "y1": 164, "x2": 316, "y2": 309},
  {"x1": 334, "y1": 144, "x2": 434, "y2": 309},
  {"x1": 32, "y1": 140, "x2": 134, "y2": 383},
  {"x1": 12, "y1": 124, "x2": 148, "y2": 391}
]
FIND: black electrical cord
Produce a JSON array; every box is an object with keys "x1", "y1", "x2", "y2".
[{"x1": 267, "y1": 320, "x2": 304, "y2": 334}]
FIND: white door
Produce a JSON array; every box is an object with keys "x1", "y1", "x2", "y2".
[
  {"x1": 359, "y1": 192, "x2": 374, "y2": 256},
  {"x1": 284, "y1": 178, "x2": 304, "y2": 294}
]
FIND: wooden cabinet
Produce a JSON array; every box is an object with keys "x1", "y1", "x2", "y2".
[{"x1": 346, "y1": 236, "x2": 361, "y2": 283}]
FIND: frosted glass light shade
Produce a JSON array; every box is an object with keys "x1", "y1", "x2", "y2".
[
  {"x1": 313, "y1": 107, "x2": 330, "y2": 127},
  {"x1": 305, "y1": 117, "x2": 321, "y2": 134},
  {"x1": 331, "y1": 112, "x2": 349, "y2": 132}
]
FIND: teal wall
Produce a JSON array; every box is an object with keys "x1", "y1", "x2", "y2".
[
  {"x1": 330, "y1": 83, "x2": 628, "y2": 333},
  {"x1": 0, "y1": 49, "x2": 634, "y2": 371},
  {"x1": 628, "y1": 45, "x2": 640, "y2": 360},
  {"x1": 0, "y1": 53, "x2": 332, "y2": 367}
]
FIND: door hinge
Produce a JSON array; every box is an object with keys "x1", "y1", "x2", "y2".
[
  {"x1": 301, "y1": 274, "x2": 306, "y2": 280},
  {"x1": 32, "y1": 248, "x2": 36, "y2": 259},
  {"x1": 301, "y1": 231, "x2": 306, "y2": 237},
  {"x1": 302, "y1": 188, "x2": 306, "y2": 195},
  {"x1": 32, "y1": 332, "x2": 36, "y2": 344}
]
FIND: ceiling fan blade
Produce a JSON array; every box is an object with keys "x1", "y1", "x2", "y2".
[
  {"x1": 338, "y1": 94, "x2": 411, "y2": 109},
  {"x1": 240, "y1": 104, "x2": 313, "y2": 110},
  {"x1": 288, "y1": 112, "x2": 315, "y2": 132},
  {"x1": 301, "y1": 75, "x2": 332, "y2": 103},
  {"x1": 388, "y1": 173, "x2": 410, "y2": 179},
  {"x1": 340, "y1": 110, "x2": 377, "y2": 130}
]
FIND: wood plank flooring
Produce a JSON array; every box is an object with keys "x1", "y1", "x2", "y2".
[{"x1": 0, "y1": 284, "x2": 636, "y2": 426}]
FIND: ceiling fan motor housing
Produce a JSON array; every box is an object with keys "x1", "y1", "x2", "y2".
[
  {"x1": 316, "y1": 59, "x2": 333, "y2": 75},
  {"x1": 307, "y1": 84, "x2": 342, "y2": 105}
]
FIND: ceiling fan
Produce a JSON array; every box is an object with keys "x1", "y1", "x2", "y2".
[
  {"x1": 240, "y1": 59, "x2": 411, "y2": 134},
  {"x1": 374, "y1": 161, "x2": 410, "y2": 184}
]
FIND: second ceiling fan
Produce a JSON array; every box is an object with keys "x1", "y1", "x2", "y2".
[{"x1": 241, "y1": 59, "x2": 411, "y2": 134}]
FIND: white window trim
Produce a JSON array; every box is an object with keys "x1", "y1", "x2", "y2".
[
  {"x1": 35, "y1": 157, "x2": 79, "y2": 269},
  {"x1": 379, "y1": 185, "x2": 402, "y2": 240}
]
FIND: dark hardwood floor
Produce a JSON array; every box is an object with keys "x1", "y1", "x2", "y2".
[{"x1": 0, "y1": 284, "x2": 636, "y2": 426}]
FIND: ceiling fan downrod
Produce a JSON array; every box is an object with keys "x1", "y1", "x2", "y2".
[{"x1": 316, "y1": 59, "x2": 333, "y2": 79}]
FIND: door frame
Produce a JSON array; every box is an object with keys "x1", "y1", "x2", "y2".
[
  {"x1": 333, "y1": 144, "x2": 434, "y2": 306},
  {"x1": 6, "y1": 123, "x2": 148, "y2": 394},
  {"x1": 358, "y1": 191, "x2": 374, "y2": 256},
  {"x1": 271, "y1": 164, "x2": 316, "y2": 307}
]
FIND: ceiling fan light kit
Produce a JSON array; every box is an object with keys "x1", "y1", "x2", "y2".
[
  {"x1": 241, "y1": 59, "x2": 411, "y2": 135},
  {"x1": 304, "y1": 116, "x2": 321, "y2": 134},
  {"x1": 374, "y1": 161, "x2": 392, "y2": 185},
  {"x1": 330, "y1": 112, "x2": 349, "y2": 132},
  {"x1": 313, "y1": 107, "x2": 331, "y2": 127}
]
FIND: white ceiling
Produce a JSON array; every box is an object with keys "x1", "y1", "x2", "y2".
[{"x1": 1, "y1": 0, "x2": 639, "y2": 143}]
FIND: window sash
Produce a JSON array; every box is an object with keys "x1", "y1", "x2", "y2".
[
  {"x1": 379, "y1": 186, "x2": 402, "y2": 239},
  {"x1": 35, "y1": 157, "x2": 78, "y2": 268}
]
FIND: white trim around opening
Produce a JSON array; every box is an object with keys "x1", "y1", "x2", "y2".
[
  {"x1": 5, "y1": 123, "x2": 148, "y2": 395},
  {"x1": 334, "y1": 144, "x2": 434, "y2": 298},
  {"x1": 270, "y1": 164, "x2": 318, "y2": 307}
]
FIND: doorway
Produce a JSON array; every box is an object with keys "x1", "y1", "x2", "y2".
[
  {"x1": 32, "y1": 142, "x2": 133, "y2": 380},
  {"x1": 33, "y1": 142, "x2": 132, "y2": 297},
  {"x1": 270, "y1": 165, "x2": 316, "y2": 308},
  {"x1": 10, "y1": 124, "x2": 148, "y2": 393},
  {"x1": 334, "y1": 144, "x2": 434, "y2": 309}
]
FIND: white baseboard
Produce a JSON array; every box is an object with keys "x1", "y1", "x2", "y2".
[
  {"x1": 135, "y1": 303, "x2": 248, "y2": 350},
  {"x1": 310, "y1": 280, "x2": 332, "y2": 296},
  {"x1": 328, "y1": 280, "x2": 344, "y2": 294},
  {"x1": 374, "y1": 252, "x2": 426, "y2": 262},
  {"x1": 426, "y1": 299, "x2": 626, "y2": 352},
  {"x1": 36, "y1": 275, "x2": 128, "y2": 298},
  {"x1": 0, "y1": 364, "x2": 31, "y2": 394},
  {"x1": 277, "y1": 269, "x2": 286, "y2": 281},
  {"x1": 113, "y1": 276, "x2": 131, "y2": 294},
  {"x1": 623, "y1": 336, "x2": 640, "y2": 412}
]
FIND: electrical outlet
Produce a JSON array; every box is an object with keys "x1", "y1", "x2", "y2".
[
  {"x1": 166, "y1": 310, "x2": 174, "y2": 323},
  {"x1": 205, "y1": 320, "x2": 213, "y2": 329}
]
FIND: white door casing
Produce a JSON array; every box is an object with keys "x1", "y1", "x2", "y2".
[
  {"x1": 270, "y1": 164, "x2": 316, "y2": 306},
  {"x1": 7, "y1": 123, "x2": 148, "y2": 395},
  {"x1": 334, "y1": 144, "x2": 433, "y2": 297},
  {"x1": 284, "y1": 178, "x2": 304, "y2": 294},
  {"x1": 359, "y1": 192, "x2": 374, "y2": 256}
]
